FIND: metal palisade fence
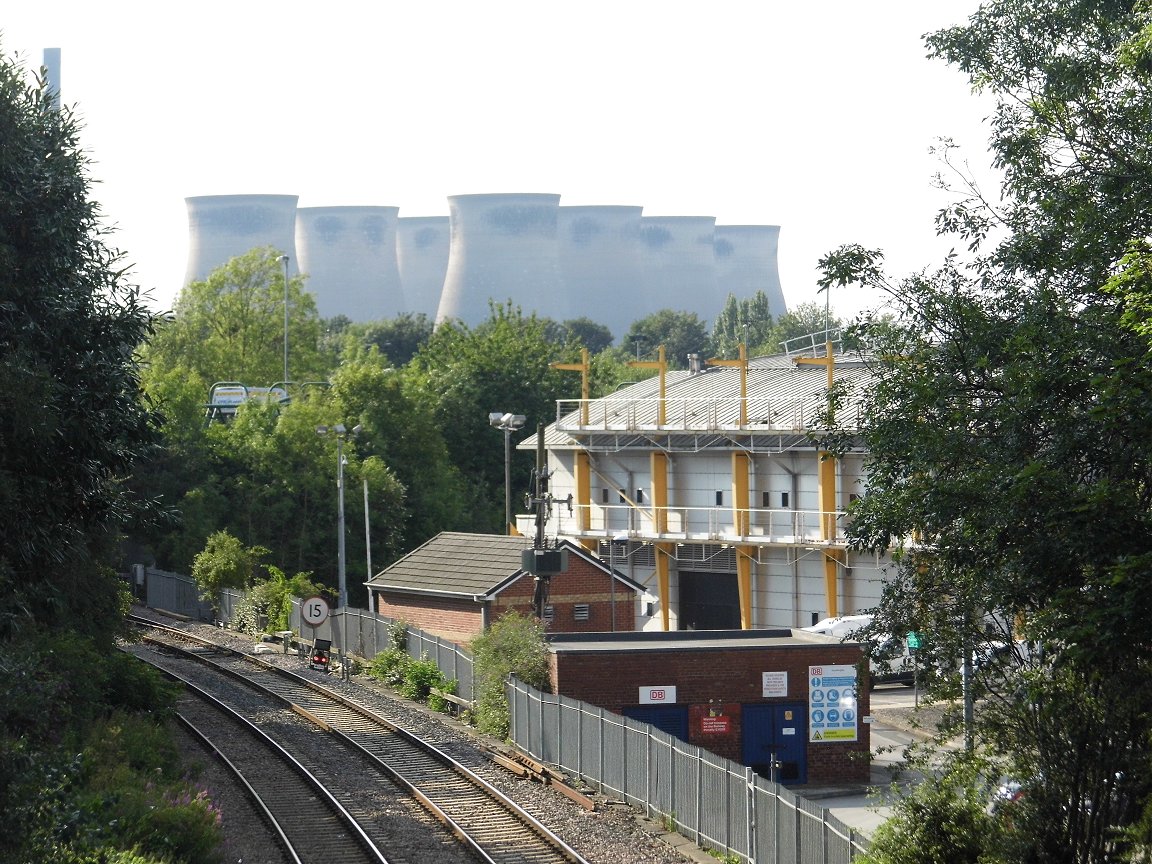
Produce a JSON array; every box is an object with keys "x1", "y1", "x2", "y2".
[
  {"x1": 286, "y1": 601, "x2": 475, "y2": 701},
  {"x1": 161, "y1": 580, "x2": 866, "y2": 864},
  {"x1": 506, "y1": 679, "x2": 868, "y2": 864}
]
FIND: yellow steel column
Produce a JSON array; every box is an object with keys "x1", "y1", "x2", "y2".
[
  {"x1": 819, "y1": 455, "x2": 841, "y2": 618},
  {"x1": 651, "y1": 450, "x2": 671, "y2": 630},
  {"x1": 652, "y1": 543, "x2": 671, "y2": 631},
  {"x1": 574, "y1": 451, "x2": 596, "y2": 553},
  {"x1": 731, "y1": 451, "x2": 753, "y2": 628},
  {"x1": 737, "y1": 547, "x2": 754, "y2": 629}
]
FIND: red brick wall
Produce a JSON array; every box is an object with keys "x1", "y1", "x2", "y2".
[
  {"x1": 492, "y1": 554, "x2": 636, "y2": 634},
  {"x1": 550, "y1": 643, "x2": 870, "y2": 785},
  {"x1": 374, "y1": 593, "x2": 483, "y2": 646},
  {"x1": 374, "y1": 553, "x2": 635, "y2": 645}
]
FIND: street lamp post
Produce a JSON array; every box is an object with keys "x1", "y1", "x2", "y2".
[
  {"x1": 316, "y1": 423, "x2": 361, "y2": 609},
  {"x1": 279, "y1": 254, "x2": 290, "y2": 388},
  {"x1": 488, "y1": 412, "x2": 526, "y2": 534}
]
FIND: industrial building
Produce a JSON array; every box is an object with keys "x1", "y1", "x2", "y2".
[
  {"x1": 518, "y1": 336, "x2": 885, "y2": 632},
  {"x1": 183, "y1": 193, "x2": 786, "y2": 332}
]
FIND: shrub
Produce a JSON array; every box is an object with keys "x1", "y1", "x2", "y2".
[
  {"x1": 427, "y1": 679, "x2": 459, "y2": 714},
  {"x1": 368, "y1": 648, "x2": 412, "y2": 687},
  {"x1": 400, "y1": 656, "x2": 446, "y2": 702},
  {"x1": 470, "y1": 611, "x2": 550, "y2": 739}
]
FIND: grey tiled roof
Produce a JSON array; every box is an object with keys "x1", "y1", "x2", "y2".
[
  {"x1": 366, "y1": 532, "x2": 533, "y2": 598},
  {"x1": 366, "y1": 532, "x2": 646, "y2": 599}
]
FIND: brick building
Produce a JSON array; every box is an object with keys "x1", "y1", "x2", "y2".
[
  {"x1": 546, "y1": 629, "x2": 869, "y2": 786},
  {"x1": 365, "y1": 532, "x2": 645, "y2": 645}
]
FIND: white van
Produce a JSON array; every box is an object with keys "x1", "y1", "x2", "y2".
[{"x1": 801, "y1": 614, "x2": 917, "y2": 687}]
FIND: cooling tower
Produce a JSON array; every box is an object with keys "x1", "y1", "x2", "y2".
[
  {"x1": 396, "y1": 216, "x2": 450, "y2": 319},
  {"x1": 184, "y1": 194, "x2": 300, "y2": 285},
  {"x1": 713, "y1": 225, "x2": 787, "y2": 320},
  {"x1": 639, "y1": 216, "x2": 719, "y2": 325},
  {"x1": 295, "y1": 206, "x2": 404, "y2": 322},
  {"x1": 558, "y1": 205, "x2": 644, "y2": 336},
  {"x1": 437, "y1": 193, "x2": 566, "y2": 327}
]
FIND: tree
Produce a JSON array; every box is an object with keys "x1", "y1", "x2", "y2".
[
  {"x1": 144, "y1": 246, "x2": 327, "y2": 389},
  {"x1": 619, "y1": 309, "x2": 711, "y2": 369},
  {"x1": 711, "y1": 291, "x2": 775, "y2": 358},
  {"x1": 0, "y1": 47, "x2": 159, "y2": 642},
  {"x1": 555, "y1": 317, "x2": 614, "y2": 354},
  {"x1": 818, "y1": 2, "x2": 1152, "y2": 858},
  {"x1": 190, "y1": 530, "x2": 267, "y2": 601},
  {"x1": 335, "y1": 312, "x2": 434, "y2": 367},
  {"x1": 759, "y1": 301, "x2": 843, "y2": 355},
  {"x1": 405, "y1": 302, "x2": 581, "y2": 532}
]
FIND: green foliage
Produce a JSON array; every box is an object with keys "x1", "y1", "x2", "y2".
[
  {"x1": 368, "y1": 648, "x2": 412, "y2": 688},
  {"x1": 427, "y1": 679, "x2": 459, "y2": 714},
  {"x1": 711, "y1": 291, "x2": 776, "y2": 358},
  {"x1": 555, "y1": 317, "x2": 615, "y2": 353},
  {"x1": 335, "y1": 312, "x2": 435, "y2": 367},
  {"x1": 0, "y1": 45, "x2": 159, "y2": 643},
  {"x1": 405, "y1": 302, "x2": 580, "y2": 532},
  {"x1": 470, "y1": 611, "x2": 550, "y2": 738},
  {"x1": 245, "y1": 565, "x2": 324, "y2": 633},
  {"x1": 399, "y1": 655, "x2": 447, "y2": 702},
  {"x1": 190, "y1": 531, "x2": 267, "y2": 602},
  {"x1": 817, "y1": 1, "x2": 1152, "y2": 857},
  {"x1": 143, "y1": 245, "x2": 326, "y2": 388},
  {"x1": 860, "y1": 761, "x2": 1006, "y2": 864},
  {"x1": 619, "y1": 309, "x2": 711, "y2": 369}
]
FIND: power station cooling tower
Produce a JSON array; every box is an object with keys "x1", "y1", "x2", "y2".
[
  {"x1": 396, "y1": 216, "x2": 450, "y2": 319},
  {"x1": 558, "y1": 205, "x2": 645, "y2": 336},
  {"x1": 295, "y1": 206, "x2": 404, "y2": 322},
  {"x1": 713, "y1": 225, "x2": 787, "y2": 320},
  {"x1": 437, "y1": 193, "x2": 566, "y2": 327},
  {"x1": 184, "y1": 194, "x2": 300, "y2": 286},
  {"x1": 639, "y1": 216, "x2": 719, "y2": 327}
]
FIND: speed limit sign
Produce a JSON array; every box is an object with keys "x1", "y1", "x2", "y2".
[{"x1": 301, "y1": 596, "x2": 330, "y2": 626}]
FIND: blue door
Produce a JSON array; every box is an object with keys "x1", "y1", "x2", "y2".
[
  {"x1": 741, "y1": 703, "x2": 807, "y2": 784},
  {"x1": 623, "y1": 705, "x2": 690, "y2": 741}
]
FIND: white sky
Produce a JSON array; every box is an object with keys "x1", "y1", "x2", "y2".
[{"x1": 3, "y1": 1, "x2": 998, "y2": 322}]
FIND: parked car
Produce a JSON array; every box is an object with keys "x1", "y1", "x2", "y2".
[{"x1": 801, "y1": 614, "x2": 917, "y2": 687}]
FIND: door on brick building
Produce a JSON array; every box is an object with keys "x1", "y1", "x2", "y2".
[
  {"x1": 741, "y1": 703, "x2": 807, "y2": 785},
  {"x1": 623, "y1": 705, "x2": 689, "y2": 742},
  {"x1": 678, "y1": 571, "x2": 740, "y2": 630}
]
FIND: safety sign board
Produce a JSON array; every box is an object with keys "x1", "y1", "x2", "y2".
[{"x1": 808, "y1": 664, "x2": 858, "y2": 742}]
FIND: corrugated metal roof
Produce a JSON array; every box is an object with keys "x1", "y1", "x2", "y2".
[{"x1": 524, "y1": 349, "x2": 873, "y2": 451}]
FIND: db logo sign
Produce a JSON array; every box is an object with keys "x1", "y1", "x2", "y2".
[{"x1": 640, "y1": 685, "x2": 676, "y2": 704}]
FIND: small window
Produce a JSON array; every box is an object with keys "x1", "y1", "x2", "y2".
[
  {"x1": 636, "y1": 489, "x2": 645, "y2": 504},
  {"x1": 618, "y1": 488, "x2": 626, "y2": 504},
  {"x1": 762, "y1": 491, "x2": 771, "y2": 508},
  {"x1": 849, "y1": 493, "x2": 860, "y2": 503},
  {"x1": 715, "y1": 490, "x2": 724, "y2": 506},
  {"x1": 573, "y1": 603, "x2": 590, "y2": 621},
  {"x1": 601, "y1": 488, "x2": 610, "y2": 504},
  {"x1": 781, "y1": 491, "x2": 790, "y2": 508}
]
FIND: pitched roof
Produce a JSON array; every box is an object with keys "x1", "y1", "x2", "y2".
[{"x1": 365, "y1": 532, "x2": 645, "y2": 599}]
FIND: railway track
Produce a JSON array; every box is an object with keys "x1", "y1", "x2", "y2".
[
  {"x1": 126, "y1": 615, "x2": 591, "y2": 864},
  {"x1": 171, "y1": 671, "x2": 390, "y2": 864}
]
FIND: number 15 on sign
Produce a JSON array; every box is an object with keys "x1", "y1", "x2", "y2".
[{"x1": 302, "y1": 596, "x2": 329, "y2": 626}]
